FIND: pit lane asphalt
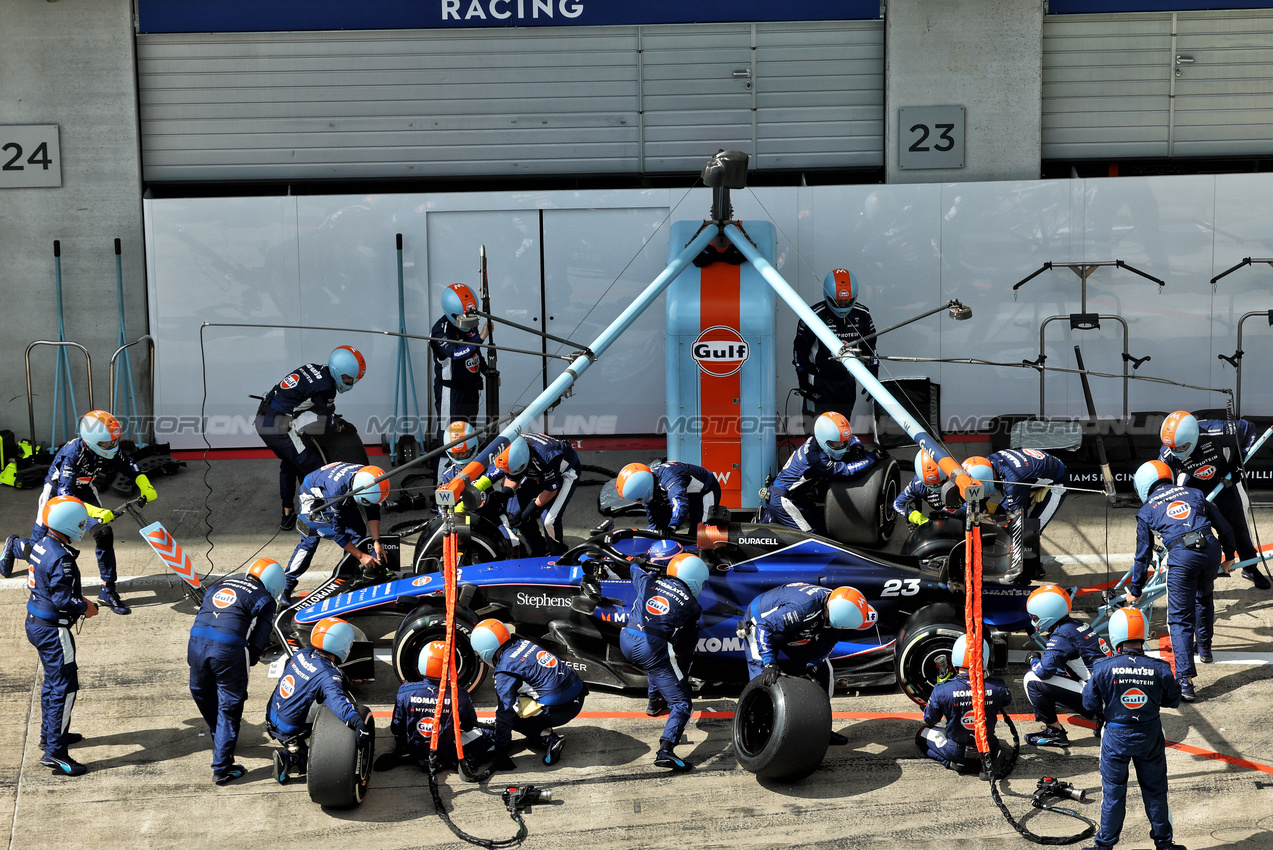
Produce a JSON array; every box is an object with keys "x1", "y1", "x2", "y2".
[{"x1": 2, "y1": 454, "x2": 1272, "y2": 850}]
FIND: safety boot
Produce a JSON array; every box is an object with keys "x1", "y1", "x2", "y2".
[{"x1": 98, "y1": 585, "x2": 131, "y2": 615}]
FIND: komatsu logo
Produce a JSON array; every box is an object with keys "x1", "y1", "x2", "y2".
[
  {"x1": 692, "y1": 326, "x2": 749, "y2": 378},
  {"x1": 695, "y1": 636, "x2": 744, "y2": 653}
]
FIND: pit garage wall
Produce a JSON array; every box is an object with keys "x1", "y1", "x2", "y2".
[{"x1": 145, "y1": 174, "x2": 1273, "y2": 450}]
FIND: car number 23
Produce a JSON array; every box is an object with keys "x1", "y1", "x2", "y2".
[{"x1": 880, "y1": 578, "x2": 921, "y2": 597}]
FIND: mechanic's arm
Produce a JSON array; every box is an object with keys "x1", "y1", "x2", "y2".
[
  {"x1": 247, "y1": 598, "x2": 276, "y2": 665},
  {"x1": 824, "y1": 446, "x2": 878, "y2": 479},
  {"x1": 492, "y1": 671, "x2": 520, "y2": 754},
  {"x1": 1205, "y1": 500, "x2": 1237, "y2": 561},
  {"x1": 921, "y1": 693, "x2": 944, "y2": 728},
  {"x1": 1080, "y1": 677, "x2": 1102, "y2": 716},
  {"x1": 1030, "y1": 637, "x2": 1066, "y2": 680},
  {"x1": 1125, "y1": 516, "x2": 1154, "y2": 602}
]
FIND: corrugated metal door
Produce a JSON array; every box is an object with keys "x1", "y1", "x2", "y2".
[
  {"x1": 1043, "y1": 10, "x2": 1273, "y2": 161},
  {"x1": 137, "y1": 22, "x2": 883, "y2": 182}
]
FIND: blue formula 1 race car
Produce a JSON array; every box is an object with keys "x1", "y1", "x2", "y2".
[{"x1": 284, "y1": 511, "x2": 1040, "y2": 707}]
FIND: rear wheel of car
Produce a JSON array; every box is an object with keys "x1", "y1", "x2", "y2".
[
  {"x1": 411, "y1": 520, "x2": 507, "y2": 574},
  {"x1": 392, "y1": 603, "x2": 486, "y2": 691},
  {"x1": 895, "y1": 602, "x2": 964, "y2": 706},
  {"x1": 307, "y1": 702, "x2": 374, "y2": 808},
  {"x1": 733, "y1": 675, "x2": 832, "y2": 781},
  {"x1": 824, "y1": 454, "x2": 900, "y2": 548}
]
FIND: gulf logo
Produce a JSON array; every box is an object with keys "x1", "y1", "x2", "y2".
[
  {"x1": 279, "y1": 675, "x2": 296, "y2": 699},
  {"x1": 535, "y1": 651, "x2": 558, "y2": 669},
  {"x1": 645, "y1": 596, "x2": 672, "y2": 617},
  {"x1": 1024, "y1": 449, "x2": 1046, "y2": 460},
  {"x1": 1194, "y1": 465, "x2": 1217, "y2": 480},
  {"x1": 1166, "y1": 501, "x2": 1192, "y2": 521},
  {"x1": 692, "y1": 326, "x2": 749, "y2": 378},
  {"x1": 280, "y1": 373, "x2": 300, "y2": 390},
  {"x1": 961, "y1": 712, "x2": 977, "y2": 730},
  {"x1": 412, "y1": 575, "x2": 433, "y2": 587},
  {"x1": 212, "y1": 587, "x2": 238, "y2": 609},
  {"x1": 1121, "y1": 688, "x2": 1148, "y2": 710},
  {"x1": 416, "y1": 718, "x2": 435, "y2": 735}
]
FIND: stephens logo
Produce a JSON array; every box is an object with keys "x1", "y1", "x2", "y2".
[
  {"x1": 645, "y1": 596, "x2": 671, "y2": 616},
  {"x1": 516, "y1": 592, "x2": 572, "y2": 609},
  {"x1": 1166, "y1": 501, "x2": 1191, "y2": 520},
  {"x1": 692, "y1": 326, "x2": 749, "y2": 377},
  {"x1": 281, "y1": 373, "x2": 300, "y2": 390},
  {"x1": 279, "y1": 675, "x2": 296, "y2": 699},
  {"x1": 961, "y1": 712, "x2": 977, "y2": 730},
  {"x1": 1194, "y1": 465, "x2": 1217, "y2": 480},
  {"x1": 1121, "y1": 688, "x2": 1148, "y2": 710},
  {"x1": 536, "y1": 651, "x2": 558, "y2": 669},
  {"x1": 212, "y1": 588, "x2": 238, "y2": 609}
]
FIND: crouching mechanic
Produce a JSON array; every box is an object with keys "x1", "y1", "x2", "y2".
[
  {"x1": 894, "y1": 449, "x2": 961, "y2": 528},
  {"x1": 619, "y1": 553, "x2": 709, "y2": 771},
  {"x1": 375, "y1": 641, "x2": 494, "y2": 777},
  {"x1": 917, "y1": 634, "x2": 1013, "y2": 776},
  {"x1": 1022, "y1": 585, "x2": 1111, "y2": 748},
  {"x1": 2, "y1": 410, "x2": 158, "y2": 614},
  {"x1": 1126, "y1": 460, "x2": 1236, "y2": 702},
  {"x1": 26, "y1": 496, "x2": 98, "y2": 777},
  {"x1": 188, "y1": 558, "x2": 286, "y2": 785},
  {"x1": 489, "y1": 434, "x2": 580, "y2": 556},
  {"x1": 266, "y1": 616, "x2": 368, "y2": 784},
  {"x1": 760, "y1": 412, "x2": 879, "y2": 534},
  {"x1": 1081, "y1": 607, "x2": 1184, "y2": 850},
  {"x1": 615, "y1": 460, "x2": 722, "y2": 534},
  {"x1": 471, "y1": 619, "x2": 585, "y2": 770},
  {"x1": 254, "y1": 345, "x2": 366, "y2": 530},
  {"x1": 284, "y1": 462, "x2": 390, "y2": 601},
  {"x1": 743, "y1": 582, "x2": 876, "y2": 745}
]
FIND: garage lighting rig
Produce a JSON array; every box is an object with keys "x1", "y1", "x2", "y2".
[{"x1": 1012, "y1": 259, "x2": 1161, "y2": 421}]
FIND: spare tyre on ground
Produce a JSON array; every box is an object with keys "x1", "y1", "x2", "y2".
[
  {"x1": 307, "y1": 701, "x2": 374, "y2": 808},
  {"x1": 733, "y1": 675, "x2": 832, "y2": 782}
]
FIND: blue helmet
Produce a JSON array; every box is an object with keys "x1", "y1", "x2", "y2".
[
  {"x1": 826, "y1": 586, "x2": 876, "y2": 630},
  {"x1": 960, "y1": 457, "x2": 997, "y2": 500},
  {"x1": 667, "y1": 553, "x2": 709, "y2": 598},
  {"x1": 814, "y1": 412, "x2": 853, "y2": 460},
  {"x1": 445, "y1": 421, "x2": 478, "y2": 463},
  {"x1": 328, "y1": 346, "x2": 366, "y2": 394},
  {"x1": 1109, "y1": 607, "x2": 1147, "y2": 649},
  {"x1": 495, "y1": 437, "x2": 529, "y2": 478},
  {"x1": 442, "y1": 283, "x2": 480, "y2": 330},
  {"x1": 79, "y1": 410, "x2": 122, "y2": 459},
  {"x1": 616, "y1": 463, "x2": 655, "y2": 503},
  {"x1": 311, "y1": 616, "x2": 357, "y2": 663},
  {"x1": 646, "y1": 539, "x2": 683, "y2": 566},
  {"x1": 951, "y1": 634, "x2": 990, "y2": 672},
  {"x1": 1134, "y1": 460, "x2": 1174, "y2": 504},
  {"x1": 823, "y1": 268, "x2": 859, "y2": 318},
  {"x1": 1160, "y1": 411, "x2": 1199, "y2": 461}
]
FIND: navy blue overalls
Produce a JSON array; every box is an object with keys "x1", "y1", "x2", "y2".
[
  {"x1": 255, "y1": 362, "x2": 340, "y2": 511},
  {"x1": 25, "y1": 535, "x2": 89, "y2": 760}
]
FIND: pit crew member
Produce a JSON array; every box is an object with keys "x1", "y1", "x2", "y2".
[
  {"x1": 1022, "y1": 584, "x2": 1111, "y2": 748},
  {"x1": 793, "y1": 268, "x2": 877, "y2": 432},
  {"x1": 916, "y1": 634, "x2": 1013, "y2": 776},
  {"x1": 284, "y1": 462, "x2": 389, "y2": 600},
  {"x1": 759, "y1": 412, "x2": 878, "y2": 534},
  {"x1": 615, "y1": 460, "x2": 722, "y2": 534}
]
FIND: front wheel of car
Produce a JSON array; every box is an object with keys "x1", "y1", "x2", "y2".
[
  {"x1": 895, "y1": 602, "x2": 964, "y2": 706},
  {"x1": 391, "y1": 603, "x2": 486, "y2": 692}
]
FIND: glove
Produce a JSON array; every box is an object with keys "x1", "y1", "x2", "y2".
[
  {"x1": 135, "y1": 473, "x2": 158, "y2": 504},
  {"x1": 908, "y1": 510, "x2": 930, "y2": 527},
  {"x1": 515, "y1": 500, "x2": 542, "y2": 528},
  {"x1": 85, "y1": 504, "x2": 115, "y2": 524},
  {"x1": 350, "y1": 716, "x2": 371, "y2": 744},
  {"x1": 758, "y1": 663, "x2": 782, "y2": 688}
]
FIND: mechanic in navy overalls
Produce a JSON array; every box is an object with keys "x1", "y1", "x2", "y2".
[
  {"x1": 1159, "y1": 410, "x2": 1269, "y2": 590},
  {"x1": 760, "y1": 411, "x2": 878, "y2": 534},
  {"x1": 916, "y1": 634, "x2": 1013, "y2": 775},
  {"x1": 1081, "y1": 607, "x2": 1184, "y2": 850},
  {"x1": 255, "y1": 345, "x2": 366, "y2": 531},
  {"x1": 283, "y1": 462, "x2": 388, "y2": 599},
  {"x1": 893, "y1": 449, "x2": 965, "y2": 528},
  {"x1": 266, "y1": 616, "x2": 367, "y2": 784},
  {"x1": 985, "y1": 448, "x2": 1069, "y2": 529},
  {"x1": 187, "y1": 558, "x2": 285, "y2": 785},
  {"x1": 1021, "y1": 584, "x2": 1110, "y2": 749},
  {"x1": 615, "y1": 460, "x2": 722, "y2": 534},
  {"x1": 25, "y1": 496, "x2": 97, "y2": 777},
  {"x1": 1125, "y1": 460, "x2": 1236, "y2": 702},
  {"x1": 431, "y1": 283, "x2": 492, "y2": 438},
  {"x1": 470, "y1": 618, "x2": 585, "y2": 771},
  {"x1": 376, "y1": 640, "x2": 493, "y2": 776},
  {"x1": 497, "y1": 433, "x2": 580, "y2": 556},
  {"x1": 619, "y1": 553, "x2": 709, "y2": 772},
  {"x1": 744, "y1": 582, "x2": 876, "y2": 744},
  {"x1": 2, "y1": 410, "x2": 157, "y2": 616},
  {"x1": 793, "y1": 268, "x2": 877, "y2": 433}
]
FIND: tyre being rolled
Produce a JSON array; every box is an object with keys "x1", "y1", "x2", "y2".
[
  {"x1": 307, "y1": 702, "x2": 374, "y2": 808},
  {"x1": 824, "y1": 455, "x2": 900, "y2": 548},
  {"x1": 311, "y1": 424, "x2": 369, "y2": 466},
  {"x1": 392, "y1": 603, "x2": 487, "y2": 692},
  {"x1": 895, "y1": 603, "x2": 964, "y2": 706},
  {"x1": 733, "y1": 675, "x2": 832, "y2": 782}
]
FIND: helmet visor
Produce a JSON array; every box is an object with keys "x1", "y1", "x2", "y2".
[
  {"x1": 96, "y1": 437, "x2": 119, "y2": 453},
  {"x1": 824, "y1": 438, "x2": 849, "y2": 452},
  {"x1": 826, "y1": 291, "x2": 855, "y2": 310}
]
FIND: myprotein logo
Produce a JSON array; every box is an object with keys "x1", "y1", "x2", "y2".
[
  {"x1": 536, "y1": 650, "x2": 558, "y2": 669},
  {"x1": 281, "y1": 373, "x2": 300, "y2": 390},
  {"x1": 1121, "y1": 688, "x2": 1148, "y2": 710},
  {"x1": 1166, "y1": 501, "x2": 1191, "y2": 520},
  {"x1": 279, "y1": 675, "x2": 296, "y2": 699},
  {"x1": 1194, "y1": 465, "x2": 1217, "y2": 480},
  {"x1": 212, "y1": 588, "x2": 238, "y2": 609},
  {"x1": 692, "y1": 326, "x2": 749, "y2": 377},
  {"x1": 645, "y1": 596, "x2": 671, "y2": 616},
  {"x1": 516, "y1": 591, "x2": 572, "y2": 609}
]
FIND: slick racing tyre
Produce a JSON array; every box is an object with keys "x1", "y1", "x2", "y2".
[
  {"x1": 411, "y1": 518, "x2": 508, "y2": 574},
  {"x1": 307, "y1": 702, "x2": 374, "y2": 808},
  {"x1": 895, "y1": 603, "x2": 964, "y2": 706},
  {"x1": 733, "y1": 675, "x2": 832, "y2": 782},
  {"x1": 392, "y1": 603, "x2": 487, "y2": 692},
  {"x1": 824, "y1": 454, "x2": 900, "y2": 548},
  {"x1": 312, "y1": 421, "x2": 369, "y2": 466}
]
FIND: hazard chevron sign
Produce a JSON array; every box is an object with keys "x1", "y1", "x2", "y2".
[{"x1": 139, "y1": 521, "x2": 202, "y2": 590}]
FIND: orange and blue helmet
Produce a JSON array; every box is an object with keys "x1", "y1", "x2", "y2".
[
  {"x1": 616, "y1": 462, "x2": 655, "y2": 503},
  {"x1": 826, "y1": 586, "x2": 876, "y2": 630},
  {"x1": 442, "y1": 283, "x2": 480, "y2": 330},
  {"x1": 420, "y1": 640, "x2": 448, "y2": 680},
  {"x1": 1109, "y1": 607, "x2": 1148, "y2": 649},
  {"x1": 1026, "y1": 584, "x2": 1072, "y2": 634},
  {"x1": 1160, "y1": 411, "x2": 1199, "y2": 460},
  {"x1": 915, "y1": 450, "x2": 945, "y2": 490},
  {"x1": 311, "y1": 616, "x2": 357, "y2": 663},
  {"x1": 42, "y1": 495, "x2": 89, "y2": 543},
  {"x1": 823, "y1": 268, "x2": 859, "y2": 318},
  {"x1": 1134, "y1": 460, "x2": 1174, "y2": 503},
  {"x1": 814, "y1": 412, "x2": 853, "y2": 460},
  {"x1": 79, "y1": 410, "x2": 122, "y2": 459},
  {"x1": 471, "y1": 618, "x2": 512, "y2": 665},
  {"x1": 351, "y1": 465, "x2": 389, "y2": 505},
  {"x1": 328, "y1": 346, "x2": 366, "y2": 394}
]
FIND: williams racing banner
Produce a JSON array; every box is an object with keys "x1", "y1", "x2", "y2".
[{"x1": 137, "y1": 0, "x2": 881, "y2": 33}]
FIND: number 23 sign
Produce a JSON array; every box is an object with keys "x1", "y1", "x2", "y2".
[
  {"x1": 898, "y1": 106, "x2": 964, "y2": 170},
  {"x1": 0, "y1": 125, "x2": 61, "y2": 189}
]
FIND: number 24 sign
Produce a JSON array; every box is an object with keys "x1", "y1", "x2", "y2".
[
  {"x1": 898, "y1": 107, "x2": 964, "y2": 170},
  {"x1": 0, "y1": 125, "x2": 61, "y2": 189}
]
